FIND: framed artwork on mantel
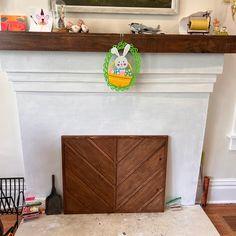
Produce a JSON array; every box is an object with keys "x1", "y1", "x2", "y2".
[{"x1": 63, "y1": 0, "x2": 179, "y2": 15}]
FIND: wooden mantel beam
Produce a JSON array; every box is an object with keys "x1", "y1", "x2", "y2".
[{"x1": 0, "y1": 31, "x2": 236, "y2": 53}]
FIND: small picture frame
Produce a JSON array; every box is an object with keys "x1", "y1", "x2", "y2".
[
  {"x1": 29, "y1": 9, "x2": 53, "y2": 32},
  {"x1": 1, "y1": 15, "x2": 27, "y2": 31}
]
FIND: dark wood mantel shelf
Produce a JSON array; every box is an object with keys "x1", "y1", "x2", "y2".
[{"x1": 0, "y1": 31, "x2": 236, "y2": 53}]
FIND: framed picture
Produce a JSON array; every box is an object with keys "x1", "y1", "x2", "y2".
[
  {"x1": 63, "y1": 0, "x2": 179, "y2": 15},
  {"x1": 1, "y1": 15, "x2": 27, "y2": 31}
]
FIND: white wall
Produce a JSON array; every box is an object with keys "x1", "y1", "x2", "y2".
[
  {"x1": 203, "y1": 55, "x2": 236, "y2": 203},
  {"x1": 0, "y1": 0, "x2": 216, "y2": 33},
  {"x1": 0, "y1": 73, "x2": 25, "y2": 177},
  {"x1": 204, "y1": 56, "x2": 236, "y2": 179},
  {"x1": 203, "y1": 9, "x2": 236, "y2": 203}
]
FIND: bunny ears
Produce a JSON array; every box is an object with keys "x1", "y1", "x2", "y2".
[{"x1": 111, "y1": 44, "x2": 131, "y2": 57}]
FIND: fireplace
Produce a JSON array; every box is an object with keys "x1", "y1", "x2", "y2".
[{"x1": 0, "y1": 50, "x2": 224, "y2": 206}]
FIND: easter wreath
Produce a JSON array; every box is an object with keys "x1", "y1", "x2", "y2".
[{"x1": 103, "y1": 41, "x2": 141, "y2": 91}]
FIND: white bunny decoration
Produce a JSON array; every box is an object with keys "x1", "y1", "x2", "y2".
[{"x1": 111, "y1": 44, "x2": 132, "y2": 76}]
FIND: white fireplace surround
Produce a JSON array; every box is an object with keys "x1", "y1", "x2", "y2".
[{"x1": 0, "y1": 51, "x2": 224, "y2": 205}]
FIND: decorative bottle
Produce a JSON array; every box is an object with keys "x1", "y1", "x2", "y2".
[{"x1": 50, "y1": 0, "x2": 67, "y2": 32}]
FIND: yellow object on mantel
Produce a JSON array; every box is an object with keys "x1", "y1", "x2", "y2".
[
  {"x1": 190, "y1": 19, "x2": 210, "y2": 31},
  {"x1": 185, "y1": 11, "x2": 211, "y2": 34}
]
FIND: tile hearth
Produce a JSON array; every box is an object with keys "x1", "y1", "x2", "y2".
[{"x1": 15, "y1": 206, "x2": 219, "y2": 236}]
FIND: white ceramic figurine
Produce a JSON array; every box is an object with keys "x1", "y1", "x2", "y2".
[{"x1": 66, "y1": 19, "x2": 89, "y2": 33}]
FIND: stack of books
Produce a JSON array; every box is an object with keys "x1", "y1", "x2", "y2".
[{"x1": 22, "y1": 197, "x2": 42, "y2": 221}]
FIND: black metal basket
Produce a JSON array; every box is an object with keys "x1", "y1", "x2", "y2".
[{"x1": 0, "y1": 177, "x2": 25, "y2": 236}]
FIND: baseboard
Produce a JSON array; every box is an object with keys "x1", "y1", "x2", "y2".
[{"x1": 207, "y1": 178, "x2": 236, "y2": 204}]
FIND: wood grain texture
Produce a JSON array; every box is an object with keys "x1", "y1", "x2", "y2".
[
  {"x1": 1, "y1": 32, "x2": 236, "y2": 53},
  {"x1": 62, "y1": 136, "x2": 116, "y2": 213},
  {"x1": 62, "y1": 136, "x2": 168, "y2": 214},
  {"x1": 223, "y1": 216, "x2": 236, "y2": 232},
  {"x1": 0, "y1": 215, "x2": 22, "y2": 235},
  {"x1": 116, "y1": 141, "x2": 167, "y2": 213},
  {"x1": 204, "y1": 204, "x2": 236, "y2": 236}
]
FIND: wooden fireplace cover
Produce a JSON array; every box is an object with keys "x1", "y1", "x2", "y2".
[{"x1": 62, "y1": 136, "x2": 168, "y2": 214}]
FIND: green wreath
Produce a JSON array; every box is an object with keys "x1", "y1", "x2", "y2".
[{"x1": 103, "y1": 41, "x2": 141, "y2": 91}]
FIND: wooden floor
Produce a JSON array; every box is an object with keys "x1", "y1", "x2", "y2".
[
  {"x1": 1, "y1": 205, "x2": 236, "y2": 235},
  {"x1": 204, "y1": 204, "x2": 236, "y2": 236},
  {"x1": 0, "y1": 215, "x2": 22, "y2": 235},
  {"x1": 1, "y1": 215, "x2": 14, "y2": 234}
]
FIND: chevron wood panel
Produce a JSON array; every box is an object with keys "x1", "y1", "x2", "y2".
[
  {"x1": 91, "y1": 137, "x2": 117, "y2": 161},
  {"x1": 116, "y1": 145, "x2": 167, "y2": 209},
  {"x1": 117, "y1": 137, "x2": 167, "y2": 184},
  {"x1": 117, "y1": 137, "x2": 167, "y2": 213},
  {"x1": 64, "y1": 145, "x2": 115, "y2": 207},
  {"x1": 62, "y1": 136, "x2": 168, "y2": 214},
  {"x1": 117, "y1": 137, "x2": 143, "y2": 162},
  {"x1": 65, "y1": 137, "x2": 116, "y2": 184},
  {"x1": 117, "y1": 171, "x2": 166, "y2": 213},
  {"x1": 62, "y1": 136, "x2": 116, "y2": 214}
]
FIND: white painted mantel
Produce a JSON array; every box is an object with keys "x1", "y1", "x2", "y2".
[{"x1": 0, "y1": 51, "x2": 224, "y2": 205}]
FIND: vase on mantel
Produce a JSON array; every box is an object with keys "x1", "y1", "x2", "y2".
[{"x1": 50, "y1": 0, "x2": 67, "y2": 32}]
